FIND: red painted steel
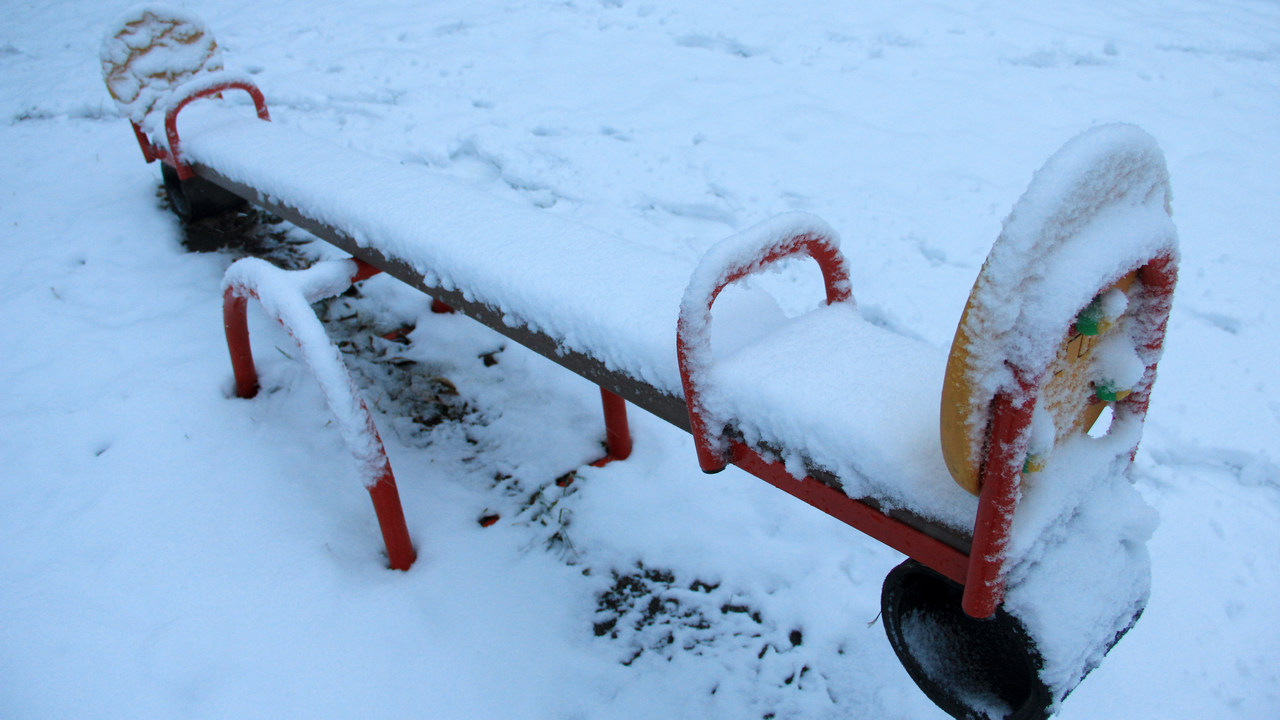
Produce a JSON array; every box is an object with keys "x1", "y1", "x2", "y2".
[
  {"x1": 130, "y1": 121, "x2": 159, "y2": 163},
  {"x1": 222, "y1": 260, "x2": 416, "y2": 571},
  {"x1": 223, "y1": 290, "x2": 258, "y2": 399},
  {"x1": 674, "y1": 232, "x2": 972, "y2": 582},
  {"x1": 1125, "y1": 253, "x2": 1179, "y2": 424},
  {"x1": 223, "y1": 257, "x2": 379, "y2": 399},
  {"x1": 960, "y1": 252, "x2": 1179, "y2": 618},
  {"x1": 126, "y1": 80, "x2": 271, "y2": 174},
  {"x1": 678, "y1": 231, "x2": 852, "y2": 473},
  {"x1": 350, "y1": 258, "x2": 382, "y2": 283},
  {"x1": 366, "y1": 462, "x2": 417, "y2": 571},
  {"x1": 590, "y1": 388, "x2": 633, "y2": 467},
  {"x1": 164, "y1": 80, "x2": 271, "y2": 179},
  {"x1": 962, "y1": 379, "x2": 1034, "y2": 618},
  {"x1": 730, "y1": 443, "x2": 971, "y2": 584}
]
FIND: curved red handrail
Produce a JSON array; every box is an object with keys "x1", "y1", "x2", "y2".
[
  {"x1": 165, "y1": 79, "x2": 270, "y2": 180},
  {"x1": 677, "y1": 230, "x2": 852, "y2": 473},
  {"x1": 222, "y1": 259, "x2": 416, "y2": 571},
  {"x1": 673, "y1": 232, "x2": 971, "y2": 583}
]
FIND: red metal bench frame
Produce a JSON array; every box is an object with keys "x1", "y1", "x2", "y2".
[{"x1": 146, "y1": 78, "x2": 1177, "y2": 619}]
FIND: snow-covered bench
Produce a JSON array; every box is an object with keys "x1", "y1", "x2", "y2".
[
  {"x1": 102, "y1": 7, "x2": 1178, "y2": 719},
  {"x1": 179, "y1": 103, "x2": 983, "y2": 564}
]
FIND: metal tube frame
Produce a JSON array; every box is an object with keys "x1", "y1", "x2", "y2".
[
  {"x1": 677, "y1": 241, "x2": 1178, "y2": 618},
  {"x1": 133, "y1": 80, "x2": 1179, "y2": 617},
  {"x1": 128, "y1": 79, "x2": 271, "y2": 179},
  {"x1": 223, "y1": 259, "x2": 416, "y2": 571}
]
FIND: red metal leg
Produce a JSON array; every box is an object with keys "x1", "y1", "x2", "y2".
[
  {"x1": 962, "y1": 382, "x2": 1035, "y2": 618},
  {"x1": 222, "y1": 259, "x2": 415, "y2": 571},
  {"x1": 590, "y1": 388, "x2": 632, "y2": 466},
  {"x1": 367, "y1": 460, "x2": 417, "y2": 571},
  {"x1": 350, "y1": 258, "x2": 382, "y2": 283},
  {"x1": 129, "y1": 121, "x2": 159, "y2": 163},
  {"x1": 223, "y1": 289, "x2": 259, "y2": 399}
]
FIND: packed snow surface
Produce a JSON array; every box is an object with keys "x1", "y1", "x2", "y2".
[{"x1": 2, "y1": 1, "x2": 1279, "y2": 719}]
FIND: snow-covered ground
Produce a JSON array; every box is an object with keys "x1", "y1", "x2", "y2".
[{"x1": 2, "y1": 1, "x2": 1278, "y2": 717}]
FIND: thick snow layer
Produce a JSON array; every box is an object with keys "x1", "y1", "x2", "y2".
[
  {"x1": 223, "y1": 257, "x2": 390, "y2": 482},
  {"x1": 1002, "y1": 413, "x2": 1157, "y2": 705},
  {"x1": 2, "y1": 1, "x2": 1279, "y2": 719},
  {"x1": 705, "y1": 303, "x2": 978, "y2": 529},
  {"x1": 178, "y1": 106, "x2": 699, "y2": 396},
  {"x1": 99, "y1": 5, "x2": 223, "y2": 124},
  {"x1": 953, "y1": 123, "x2": 1178, "y2": 468}
]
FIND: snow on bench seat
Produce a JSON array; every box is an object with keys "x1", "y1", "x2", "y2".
[
  {"x1": 175, "y1": 105, "x2": 972, "y2": 530},
  {"x1": 177, "y1": 105, "x2": 696, "y2": 397},
  {"x1": 705, "y1": 303, "x2": 977, "y2": 531}
]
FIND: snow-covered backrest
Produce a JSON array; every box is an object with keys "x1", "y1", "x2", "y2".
[
  {"x1": 940, "y1": 123, "x2": 1179, "y2": 494},
  {"x1": 100, "y1": 5, "x2": 223, "y2": 129}
]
